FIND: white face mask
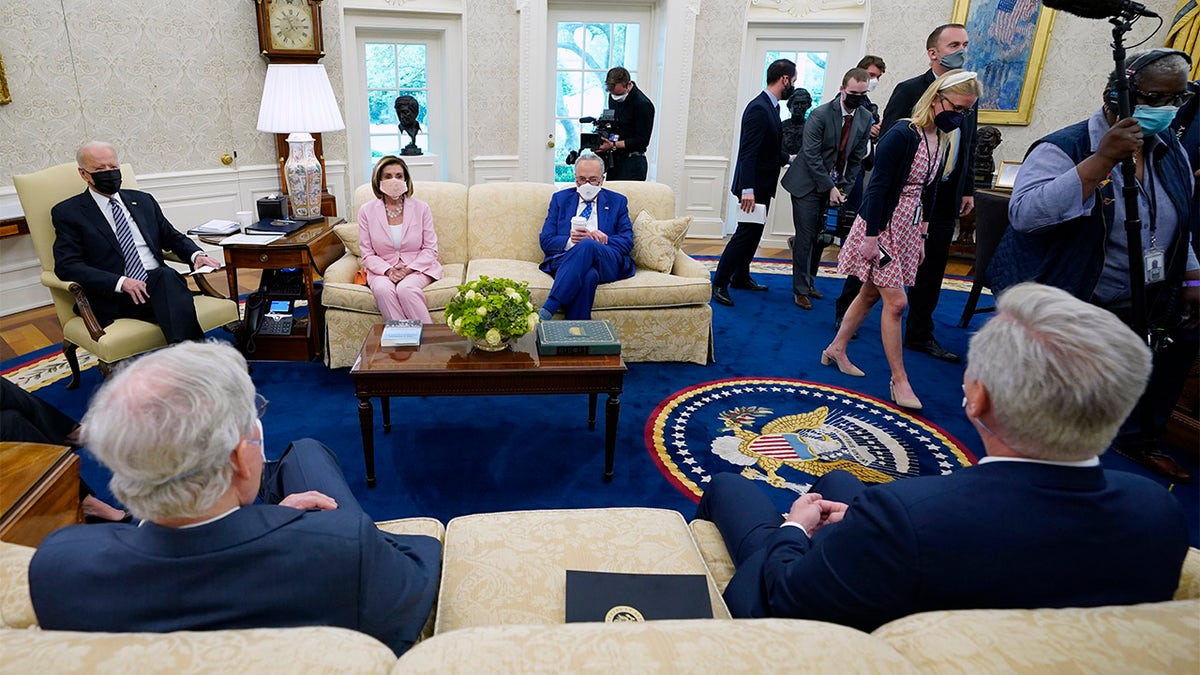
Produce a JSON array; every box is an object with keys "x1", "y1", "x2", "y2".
[
  {"x1": 867, "y1": 77, "x2": 879, "y2": 92},
  {"x1": 577, "y1": 183, "x2": 602, "y2": 201},
  {"x1": 254, "y1": 419, "x2": 266, "y2": 460},
  {"x1": 380, "y1": 178, "x2": 407, "y2": 200},
  {"x1": 611, "y1": 91, "x2": 629, "y2": 102}
]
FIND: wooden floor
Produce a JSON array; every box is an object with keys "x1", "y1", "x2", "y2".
[{"x1": 0, "y1": 239, "x2": 971, "y2": 363}]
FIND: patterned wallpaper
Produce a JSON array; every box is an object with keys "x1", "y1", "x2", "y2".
[
  {"x1": 1, "y1": 0, "x2": 1182, "y2": 187},
  {"x1": 864, "y1": 0, "x2": 1182, "y2": 165},
  {"x1": 463, "y1": 0, "x2": 520, "y2": 158},
  {"x1": 686, "y1": 0, "x2": 750, "y2": 158},
  {"x1": 0, "y1": 0, "x2": 347, "y2": 186}
]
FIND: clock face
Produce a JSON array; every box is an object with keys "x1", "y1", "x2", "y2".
[{"x1": 268, "y1": 0, "x2": 316, "y2": 51}]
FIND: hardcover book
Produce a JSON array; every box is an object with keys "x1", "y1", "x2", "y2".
[
  {"x1": 381, "y1": 319, "x2": 422, "y2": 347},
  {"x1": 565, "y1": 570, "x2": 713, "y2": 623},
  {"x1": 537, "y1": 319, "x2": 621, "y2": 356},
  {"x1": 244, "y1": 218, "x2": 307, "y2": 237}
]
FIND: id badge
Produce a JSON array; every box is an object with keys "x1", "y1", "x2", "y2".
[
  {"x1": 1144, "y1": 247, "x2": 1166, "y2": 284},
  {"x1": 912, "y1": 204, "x2": 923, "y2": 227}
]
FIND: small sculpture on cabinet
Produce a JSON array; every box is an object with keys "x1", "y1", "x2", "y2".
[
  {"x1": 974, "y1": 126, "x2": 1003, "y2": 188},
  {"x1": 781, "y1": 88, "x2": 813, "y2": 155},
  {"x1": 394, "y1": 95, "x2": 423, "y2": 156}
]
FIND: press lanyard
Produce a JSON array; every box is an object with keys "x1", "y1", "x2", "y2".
[{"x1": 919, "y1": 131, "x2": 941, "y2": 187}]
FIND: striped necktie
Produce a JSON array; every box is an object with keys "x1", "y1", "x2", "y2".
[{"x1": 109, "y1": 197, "x2": 148, "y2": 282}]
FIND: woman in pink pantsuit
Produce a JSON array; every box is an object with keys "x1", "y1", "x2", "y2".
[{"x1": 358, "y1": 156, "x2": 443, "y2": 322}]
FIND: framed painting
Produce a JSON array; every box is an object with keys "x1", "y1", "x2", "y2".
[
  {"x1": 952, "y1": 0, "x2": 1057, "y2": 125},
  {"x1": 994, "y1": 160, "x2": 1022, "y2": 189}
]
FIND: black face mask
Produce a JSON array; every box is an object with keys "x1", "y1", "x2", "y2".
[
  {"x1": 90, "y1": 169, "x2": 122, "y2": 195},
  {"x1": 934, "y1": 110, "x2": 965, "y2": 132},
  {"x1": 780, "y1": 80, "x2": 795, "y2": 102},
  {"x1": 843, "y1": 93, "x2": 867, "y2": 109}
]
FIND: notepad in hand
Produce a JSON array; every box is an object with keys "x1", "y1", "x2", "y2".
[
  {"x1": 381, "y1": 320, "x2": 422, "y2": 347},
  {"x1": 565, "y1": 570, "x2": 713, "y2": 623}
]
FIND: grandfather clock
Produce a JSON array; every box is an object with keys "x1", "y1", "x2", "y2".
[{"x1": 253, "y1": 0, "x2": 337, "y2": 217}]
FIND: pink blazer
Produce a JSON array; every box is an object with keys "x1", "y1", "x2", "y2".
[{"x1": 358, "y1": 197, "x2": 444, "y2": 282}]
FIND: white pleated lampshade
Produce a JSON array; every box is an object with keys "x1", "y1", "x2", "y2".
[{"x1": 256, "y1": 64, "x2": 346, "y2": 134}]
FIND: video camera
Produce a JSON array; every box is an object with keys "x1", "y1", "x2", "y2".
[{"x1": 565, "y1": 109, "x2": 619, "y2": 169}]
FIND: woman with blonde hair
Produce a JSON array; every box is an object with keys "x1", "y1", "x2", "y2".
[
  {"x1": 820, "y1": 70, "x2": 982, "y2": 410},
  {"x1": 358, "y1": 155, "x2": 443, "y2": 322}
]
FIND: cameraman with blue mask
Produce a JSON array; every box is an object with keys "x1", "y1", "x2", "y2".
[
  {"x1": 596, "y1": 67, "x2": 655, "y2": 181},
  {"x1": 991, "y1": 48, "x2": 1198, "y2": 483}
]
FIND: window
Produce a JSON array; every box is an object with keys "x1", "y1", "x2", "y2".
[
  {"x1": 553, "y1": 22, "x2": 641, "y2": 182},
  {"x1": 765, "y1": 50, "x2": 828, "y2": 120},
  {"x1": 364, "y1": 42, "x2": 428, "y2": 176}
]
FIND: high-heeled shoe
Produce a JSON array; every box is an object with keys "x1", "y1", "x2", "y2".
[
  {"x1": 890, "y1": 379, "x2": 923, "y2": 410},
  {"x1": 821, "y1": 350, "x2": 865, "y2": 377}
]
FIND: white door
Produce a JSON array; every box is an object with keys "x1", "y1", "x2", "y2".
[
  {"x1": 728, "y1": 24, "x2": 863, "y2": 246},
  {"x1": 546, "y1": 8, "x2": 654, "y2": 184}
]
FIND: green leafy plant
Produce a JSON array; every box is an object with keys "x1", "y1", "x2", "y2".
[{"x1": 444, "y1": 276, "x2": 540, "y2": 346}]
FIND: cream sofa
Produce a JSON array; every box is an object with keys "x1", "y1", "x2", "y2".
[
  {"x1": 320, "y1": 181, "x2": 714, "y2": 368},
  {"x1": 3, "y1": 510, "x2": 1197, "y2": 673}
]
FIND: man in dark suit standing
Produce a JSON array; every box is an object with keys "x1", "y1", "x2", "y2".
[
  {"x1": 712, "y1": 59, "x2": 797, "y2": 307},
  {"x1": 781, "y1": 68, "x2": 873, "y2": 309},
  {"x1": 696, "y1": 283, "x2": 1188, "y2": 629},
  {"x1": 537, "y1": 153, "x2": 635, "y2": 320},
  {"x1": 52, "y1": 141, "x2": 222, "y2": 343},
  {"x1": 833, "y1": 24, "x2": 978, "y2": 362},
  {"x1": 29, "y1": 341, "x2": 441, "y2": 657}
]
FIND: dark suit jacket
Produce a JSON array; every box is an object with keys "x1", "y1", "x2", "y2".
[
  {"x1": 51, "y1": 189, "x2": 202, "y2": 318},
  {"x1": 30, "y1": 504, "x2": 441, "y2": 656},
  {"x1": 781, "y1": 96, "x2": 873, "y2": 198},
  {"x1": 880, "y1": 69, "x2": 978, "y2": 218},
  {"x1": 722, "y1": 461, "x2": 1188, "y2": 630},
  {"x1": 730, "y1": 91, "x2": 790, "y2": 204},
  {"x1": 538, "y1": 187, "x2": 635, "y2": 279}
]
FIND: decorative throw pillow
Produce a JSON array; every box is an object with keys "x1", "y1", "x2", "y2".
[
  {"x1": 333, "y1": 222, "x2": 362, "y2": 258},
  {"x1": 631, "y1": 210, "x2": 691, "y2": 274}
]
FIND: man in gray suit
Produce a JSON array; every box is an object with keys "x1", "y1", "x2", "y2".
[{"x1": 781, "y1": 68, "x2": 873, "y2": 309}]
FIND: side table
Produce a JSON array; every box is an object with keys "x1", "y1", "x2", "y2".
[
  {"x1": 0, "y1": 442, "x2": 82, "y2": 547},
  {"x1": 210, "y1": 217, "x2": 345, "y2": 361}
]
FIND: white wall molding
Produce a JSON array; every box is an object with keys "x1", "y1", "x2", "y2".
[
  {"x1": 653, "y1": 0, "x2": 701, "y2": 200},
  {"x1": 514, "y1": 0, "x2": 548, "y2": 181},
  {"x1": 681, "y1": 155, "x2": 730, "y2": 239},
  {"x1": 470, "y1": 156, "x2": 522, "y2": 184}
]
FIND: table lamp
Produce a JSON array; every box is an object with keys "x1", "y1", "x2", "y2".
[{"x1": 256, "y1": 63, "x2": 345, "y2": 221}]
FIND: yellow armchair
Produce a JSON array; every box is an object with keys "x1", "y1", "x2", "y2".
[{"x1": 13, "y1": 163, "x2": 240, "y2": 388}]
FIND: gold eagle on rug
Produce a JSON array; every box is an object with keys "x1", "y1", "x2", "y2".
[{"x1": 711, "y1": 405, "x2": 893, "y2": 487}]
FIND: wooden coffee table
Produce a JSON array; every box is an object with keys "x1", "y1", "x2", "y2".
[
  {"x1": 0, "y1": 442, "x2": 82, "y2": 546},
  {"x1": 350, "y1": 324, "x2": 627, "y2": 487}
]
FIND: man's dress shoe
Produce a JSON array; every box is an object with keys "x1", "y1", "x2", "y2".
[
  {"x1": 1114, "y1": 444, "x2": 1193, "y2": 483},
  {"x1": 794, "y1": 294, "x2": 813, "y2": 310},
  {"x1": 712, "y1": 286, "x2": 734, "y2": 306},
  {"x1": 730, "y1": 280, "x2": 769, "y2": 291},
  {"x1": 904, "y1": 338, "x2": 960, "y2": 362},
  {"x1": 807, "y1": 288, "x2": 825, "y2": 300}
]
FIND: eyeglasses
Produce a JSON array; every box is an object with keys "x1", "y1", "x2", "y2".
[
  {"x1": 255, "y1": 393, "x2": 269, "y2": 419},
  {"x1": 938, "y1": 95, "x2": 970, "y2": 114},
  {"x1": 575, "y1": 177, "x2": 603, "y2": 186},
  {"x1": 1132, "y1": 88, "x2": 1194, "y2": 107}
]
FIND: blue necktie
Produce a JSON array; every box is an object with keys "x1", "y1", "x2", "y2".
[
  {"x1": 109, "y1": 197, "x2": 148, "y2": 282},
  {"x1": 580, "y1": 200, "x2": 594, "y2": 220}
]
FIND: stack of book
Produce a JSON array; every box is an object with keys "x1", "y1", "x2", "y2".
[
  {"x1": 381, "y1": 319, "x2": 422, "y2": 347},
  {"x1": 537, "y1": 320, "x2": 621, "y2": 356}
]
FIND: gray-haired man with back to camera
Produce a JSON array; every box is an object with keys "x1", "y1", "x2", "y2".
[{"x1": 28, "y1": 341, "x2": 440, "y2": 656}]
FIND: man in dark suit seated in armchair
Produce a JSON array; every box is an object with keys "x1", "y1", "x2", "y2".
[
  {"x1": 51, "y1": 141, "x2": 223, "y2": 343},
  {"x1": 29, "y1": 341, "x2": 441, "y2": 656},
  {"x1": 696, "y1": 282, "x2": 1188, "y2": 630}
]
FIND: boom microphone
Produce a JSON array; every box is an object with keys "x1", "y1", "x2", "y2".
[{"x1": 1042, "y1": 0, "x2": 1158, "y2": 19}]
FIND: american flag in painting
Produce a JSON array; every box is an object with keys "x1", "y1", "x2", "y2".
[{"x1": 989, "y1": 0, "x2": 1038, "y2": 45}]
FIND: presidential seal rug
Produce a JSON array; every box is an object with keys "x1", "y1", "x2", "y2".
[{"x1": 647, "y1": 377, "x2": 975, "y2": 506}]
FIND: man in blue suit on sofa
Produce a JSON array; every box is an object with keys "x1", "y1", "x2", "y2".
[
  {"x1": 537, "y1": 153, "x2": 635, "y2": 320},
  {"x1": 29, "y1": 341, "x2": 440, "y2": 656},
  {"x1": 696, "y1": 282, "x2": 1188, "y2": 630}
]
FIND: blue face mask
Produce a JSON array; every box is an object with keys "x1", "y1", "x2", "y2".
[{"x1": 1131, "y1": 104, "x2": 1179, "y2": 136}]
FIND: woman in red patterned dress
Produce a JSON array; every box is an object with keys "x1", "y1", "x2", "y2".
[{"x1": 821, "y1": 71, "x2": 982, "y2": 410}]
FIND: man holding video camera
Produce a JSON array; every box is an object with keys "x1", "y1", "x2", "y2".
[{"x1": 596, "y1": 67, "x2": 655, "y2": 181}]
